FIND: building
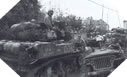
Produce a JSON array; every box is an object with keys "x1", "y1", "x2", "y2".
[
  {"x1": 123, "y1": 20, "x2": 127, "y2": 29},
  {"x1": 83, "y1": 17, "x2": 109, "y2": 31},
  {"x1": 92, "y1": 19, "x2": 109, "y2": 31}
]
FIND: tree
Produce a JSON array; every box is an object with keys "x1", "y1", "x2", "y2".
[
  {"x1": 0, "y1": 0, "x2": 45, "y2": 39},
  {"x1": 0, "y1": 0, "x2": 42, "y2": 28},
  {"x1": 84, "y1": 17, "x2": 109, "y2": 37},
  {"x1": 54, "y1": 14, "x2": 83, "y2": 33},
  {"x1": 66, "y1": 15, "x2": 83, "y2": 32}
]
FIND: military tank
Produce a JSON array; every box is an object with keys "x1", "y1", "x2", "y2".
[{"x1": 0, "y1": 21, "x2": 85, "y2": 77}]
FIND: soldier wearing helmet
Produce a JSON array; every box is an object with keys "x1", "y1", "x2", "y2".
[{"x1": 44, "y1": 10, "x2": 54, "y2": 29}]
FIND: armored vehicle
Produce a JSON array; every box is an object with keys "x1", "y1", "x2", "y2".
[
  {"x1": 0, "y1": 21, "x2": 86, "y2": 77},
  {"x1": 0, "y1": 40, "x2": 84, "y2": 77}
]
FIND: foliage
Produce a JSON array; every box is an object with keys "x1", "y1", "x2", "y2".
[
  {"x1": 84, "y1": 17, "x2": 108, "y2": 37},
  {"x1": 54, "y1": 14, "x2": 108, "y2": 36},
  {"x1": 0, "y1": 0, "x2": 45, "y2": 40},
  {"x1": 0, "y1": 0, "x2": 43, "y2": 28},
  {"x1": 66, "y1": 15, "x2": 83, "y2": 32},
  {"x1": 54, "y1": 14, "x2": 83, "y2": 33}
]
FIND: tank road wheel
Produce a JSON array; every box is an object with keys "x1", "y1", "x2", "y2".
[
  {"x1": 35, "y1": 63, "x2": 66, "y2": 77},
  {"x1": 57, "y1": 61, "x2": 67, "y2": 77},
  {"x1": 26, "y1": 64, "x2": 54, "y2": 77},
  {"x1": 34, "y1": 68, "x2": 47, "y2": 77},
  {"x1": 26, "y1": 55, "x2": 80, "y2": 77},
  {"x1": 34, "y1": 66, "x2": 52, "y2": 77},
  {"x1": 80, "y1": 65, "x2": 93, "y2": 77},
  {"x1": 26, "y1": 61, "x2": 67, "y2": 77}
]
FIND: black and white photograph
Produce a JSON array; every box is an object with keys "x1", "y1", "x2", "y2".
[{"x1": 0, "y1": 0, "x2": 127, "y2": 77}]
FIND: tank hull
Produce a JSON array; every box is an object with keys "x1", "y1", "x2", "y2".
[{"x1": 0, "y1": 41, "x2": 83, "y2": 77}]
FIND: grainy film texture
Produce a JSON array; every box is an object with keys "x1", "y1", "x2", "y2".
[{"x1": 0, "y1": 0, "x2": 126, "y2": 77}]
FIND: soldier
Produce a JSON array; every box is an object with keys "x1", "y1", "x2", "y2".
[
  {"x1": 75, "y1": 35, "x2": 87, "y2": 52},
  {"x1": 44, "y1": 10, "x2": 59, "y2": 41},
  {"x1": 44, "y1": 10, "x2": 54, "y2": 29},
  {"x1": 77, "y1": 35, "x2": 85, "y2": 44},
  {"x1": 96, "y1": 35, "x2": 104, "y2": 48}
]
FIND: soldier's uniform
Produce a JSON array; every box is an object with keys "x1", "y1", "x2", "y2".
[
  {"x1": 44, "y1": 14, "x2": 53, "y2": 29},
  {"x1": 44, "y1": 10, "x2": 54, "y2": 29}
]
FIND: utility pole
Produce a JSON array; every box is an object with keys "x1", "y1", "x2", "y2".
[
  {"x1": 107, "y1": 10, "x2": 109, "y2": 23},
  {"x1": 116, "y1": 11, "x2": 121, "y2": 27},
  {"x1": 102, "y1": 4, "x2": 104, "y2": 20}
]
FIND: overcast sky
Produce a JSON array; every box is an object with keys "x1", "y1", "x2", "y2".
[
  {"x1": 0, "y1": 0, "x2": 126, "y2": 29},
  {"x1": 39, "y1": 0, "x2": 127, "y2": 29}
]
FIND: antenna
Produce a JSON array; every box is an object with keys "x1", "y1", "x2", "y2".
[
  {"x1": 107, "y1": 9, "x2": 109, "y2": 23},
  {"x1": 116, "y1": 11, "x2": 121, "y2": 27}
]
